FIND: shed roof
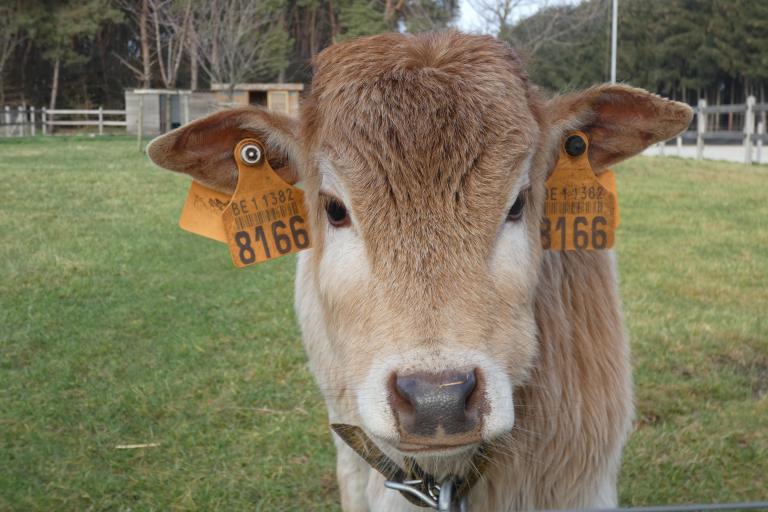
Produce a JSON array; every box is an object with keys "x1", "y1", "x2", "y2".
[
  {"x1": 126, "y1": 88, "x2": 193, "y2": 95},
  {"x1": 210, "y1": 83, "x2": 304, "y2": 92}
]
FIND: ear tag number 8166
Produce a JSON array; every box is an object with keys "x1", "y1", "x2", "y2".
[
  {"x1": 221, "y1": 139, "x2": 311, "y2": 267},
  {"x1": 541, "y1": 131, "x2": 620, "y2": 251}
]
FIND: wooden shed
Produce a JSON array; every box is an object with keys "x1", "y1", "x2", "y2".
[
  {"x1": 210, "y1": 83, "x2": 303, "y2": 117},
  {"x1": 125, "y1": 83, "x2": 304, "y2": 136},
  {"x1": 125, "y1": 89, "x2": 218, "y2": 135}
]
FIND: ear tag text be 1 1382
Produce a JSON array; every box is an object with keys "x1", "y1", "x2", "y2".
[
  {"x1": 542, "y1": 131, "x2": 620, "y2": 251},
  {"x1": 222, "y1": 139, "x2": 311, "y2": 267},
  {"x1": 177, "y1": 139, "x2": 311, "y2": 267}
]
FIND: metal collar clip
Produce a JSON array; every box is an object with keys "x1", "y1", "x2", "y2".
[{"x1": 385, "y1": 477, "x2": 469, "y2": 511}]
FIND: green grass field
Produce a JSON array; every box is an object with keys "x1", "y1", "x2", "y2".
[{"x1": 1, "y1": 136, "x2": 766, "y2": 511}]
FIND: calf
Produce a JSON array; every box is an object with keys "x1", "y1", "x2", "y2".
[{"x1": 148, "y1": 32, "x2": 692, "y2": 511}]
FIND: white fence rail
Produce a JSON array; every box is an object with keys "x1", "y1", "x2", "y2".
[
  {"x1": 1, "y1": 106, "x2": 127, "y2": 137},
  {"x1": 657, "y1": 95, "x2": 767, "y2": 164}
]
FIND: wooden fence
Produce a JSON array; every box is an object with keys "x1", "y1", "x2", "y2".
[
  {"x1": 0, "y1": 106, "x2": 127, "y2": 136},
  {"x1": 656, "y1": 95, "x2": 767, "y2": 164}
]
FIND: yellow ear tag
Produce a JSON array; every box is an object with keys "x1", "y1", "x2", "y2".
[
  {"x1": 542, "y1": 131, "x2": 620, "y2": 251},
  {"x1": 178, "y1": 181, "x2": 230, "y2": 243},
  {"x1": 221, "y1": 139, "x2": 311, "y2": 267}
]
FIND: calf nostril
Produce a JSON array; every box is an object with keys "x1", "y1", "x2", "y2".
[
  {"x1": 391, "y1": 370, "x2": 481, "y2": 438},
  {"x1": 395, "y1": 370, "x2": 477, "y2": 407},
  {"x1": 439, "y1": 371, "x2": 476, "y2": 407},
  {"x1": 393, "y1": 375, "x2": 417, "y2": 408}
]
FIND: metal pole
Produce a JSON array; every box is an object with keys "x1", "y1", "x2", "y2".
[{"x1": 610, "y1": 0, "x2": 618, "y2": 83}]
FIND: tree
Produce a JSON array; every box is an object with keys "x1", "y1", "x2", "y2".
[
  {"x1": 336, "y1": 1, "x2": 391, "y2": 40},
  {"x1": 40, "y1": 0, "x2": 121, "y2": 109},
  {"x1": 402, "y1": 0, "x2": 459, "y2": 33},
  {"x1": 151, "y1": 0, "x2": 192, "y2": 90},
  {"x1": 467, "y1": 0, "x2": 532, "y2": 36},
  {"x1": 501, "y1": 0, "x2": 607, "y2": 60},
  {"x1": 502, "y1": 1, "x2": 610, "y2": 92},
  {"x1": 282, "y1": 0, "x2": 459, "y2": 81},
  {"x1": 115, "y1": 0, "x2": 153, "y2": 88},
  {"x1": 192, "y1": 0, "x2": 292, "y2": 97},
  {"x1": 0, "y1": 0, "x2": 26, "y2": 105}
]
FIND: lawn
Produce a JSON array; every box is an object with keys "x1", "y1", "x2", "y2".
[{"x1": 1, "y1": 136, "x2": 766, "y2": 511}]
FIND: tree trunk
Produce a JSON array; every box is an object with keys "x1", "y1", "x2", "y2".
[
  {"x1": 328, "y1": 0, "x2": 337, "y2": 42},
  {"x1": 189, "y1": 20, "x2": 198, "y2": 90},
  {"x1": 96, "y1": 28, "x2": 110, "y2": 105},
  {"x1": 140, "y1": 0, "x2": 151, "y2": 88},
  {"x1": 19, "y1": 38, "x2": 32, "y2": 104},
  {"x1": 49, "y1": 58, "x2": 60, "y2": 110},
  {"x1": 309, "y1": 6, "x2": 318, "y2": 58},
  {"x1": 165, "y1": 94, "x2": 172, "y2": 133}
]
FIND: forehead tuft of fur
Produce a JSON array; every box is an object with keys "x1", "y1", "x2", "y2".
[
  {"x1": 302, "y1": 32, "x2": 539, "y2": 150},
  {"x1": 313, "y1": 31, "x2": 528, "y2": 86}
]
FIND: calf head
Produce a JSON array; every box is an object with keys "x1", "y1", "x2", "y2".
[{"x1": 149, "y1": 33, "x2": 691, "y2": 467}]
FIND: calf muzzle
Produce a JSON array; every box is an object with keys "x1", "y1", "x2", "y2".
[{"x1": 389, "y1": 369, "x2": 484, "y2": 448}]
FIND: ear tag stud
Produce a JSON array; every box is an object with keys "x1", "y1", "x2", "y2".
[
  {"x1": 221, "y1": 139, "x2": 311, "y2": 267},
  {"x1": 542, "y1": 131, "x2": 620, "y2": 251}
]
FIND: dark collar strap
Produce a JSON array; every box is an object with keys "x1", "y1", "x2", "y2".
[{"x1": 331, "y1": 423, "x2": 489, "y2": 509}]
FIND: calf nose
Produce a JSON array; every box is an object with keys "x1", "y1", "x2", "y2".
[{"x1": 390, "y1": 370, "x2": 482, "y2": 440}]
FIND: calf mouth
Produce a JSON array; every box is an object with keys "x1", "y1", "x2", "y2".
[
  {"x1": 394, "y1": 426, "x2": 485, "y2": 455},
  {"x1": 395, "y1": 440, "x2": 481, "y2": 455}
]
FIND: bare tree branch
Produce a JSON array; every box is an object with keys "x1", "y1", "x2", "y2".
[
  {"x1": 467, "y1": 0, "x2": 542, "y2": 34},
  {"x1": 467, "y1": 0, "x2": 606, "y2": 53},
  {"x1": 115, "y1": 0, "x2": 152, "y2": 87},
  {"x1": 150, "y1": 0, "x2": 191, "y2": 89},
  {"x1": 192, "y1": 0, "x2": 288, "y2": 96},
  {"x1": 514, "y1": 1, "x2": 607, "y2": 56},
  {"x1": 112, "y1": 51, "x2": 147, "y2": 76}
]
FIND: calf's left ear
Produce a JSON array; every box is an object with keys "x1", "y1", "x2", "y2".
[
  {"x1": 146, "y1": 107, "x2": 301, "y2": 194},
  {"x1": 545, "y1": 84, "x2": 693, "y2": 171}
]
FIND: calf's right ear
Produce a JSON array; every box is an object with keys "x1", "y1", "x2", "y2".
[{"x1": 146, "y1": 107, "x2": 301, "y2": 194}]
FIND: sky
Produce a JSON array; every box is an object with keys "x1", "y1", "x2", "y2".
[
  {"x1": 455, "y1": 0, "x2": 581, "y2": 34},
  {"x1": 456, "y1": 0, "x2": 487, "y2": 33}
]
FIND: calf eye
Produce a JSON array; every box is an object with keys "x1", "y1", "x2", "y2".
[
  {"x1": 506, "y1": 190, "x2": 527, "y2": 222},
  {"x1": 323, "y1": 195, "x2": 350, "y2": 227}
]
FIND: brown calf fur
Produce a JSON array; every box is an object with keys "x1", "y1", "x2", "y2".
[{"x1": 148, "y1": 32, "x2": 692, "y2": 511}]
